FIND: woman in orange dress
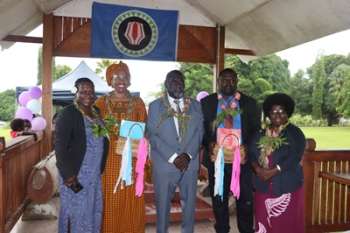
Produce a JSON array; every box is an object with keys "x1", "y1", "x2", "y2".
[{"x1": 95, "y1": 62, "x2": 147, "y2": 233}]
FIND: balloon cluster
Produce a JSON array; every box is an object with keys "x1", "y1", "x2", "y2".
[
  {"x1": 196, "y1": 91, "x2": 209, "y2": 102},
  {"x1": 15, "y1": 87, "x2": 47, "y2": 131}
]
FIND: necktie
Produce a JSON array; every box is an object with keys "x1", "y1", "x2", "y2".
[
  {"x1": 173, "y1": 99, "x2": 182, "y2": 113},
  {"x1": 173, "y1": 99, "x2": 183, "y2": 138}
]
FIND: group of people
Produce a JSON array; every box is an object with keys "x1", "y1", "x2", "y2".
[{"x1": 55, "y1": 62, "x2": 306, "y2": 233}]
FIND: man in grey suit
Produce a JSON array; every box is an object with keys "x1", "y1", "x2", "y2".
[{"x1": 146, "y1": 70, "x2": 204, "y2": 233}]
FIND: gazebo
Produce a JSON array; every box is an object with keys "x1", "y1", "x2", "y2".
[
  {"x1": 16, "y1": 61, "x2": 112, "y2": 106},
  {"x1": 1, "y1": 1, "x2": 350, "y2": 233}
]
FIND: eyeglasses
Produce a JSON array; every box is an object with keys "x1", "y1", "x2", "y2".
[{"x1": 270, "y1": 109, "x2": 287, "y2": 115}]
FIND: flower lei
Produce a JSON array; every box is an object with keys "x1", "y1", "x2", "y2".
[
  {"x1": 157, "y1": 94, "x2": 191, "y2": 138},
  {"x1": 257, "y1": 122, "x2": 289, "y2": 168},
  {"x1": 74, "y1": 101, "x2": 118, "y2": 138},
  {"x1": 212, "y1": 92, "x2": 241, "y2": 130},
  {"x1": 105, "y1": 92, "x2": 134, "y2": 135}
]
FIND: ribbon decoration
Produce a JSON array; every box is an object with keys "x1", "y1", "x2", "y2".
[
  {"x1": 114, "y1": 137, "x2": 133, "y2": 193},
  {"x1": 230, "y1": 146, "x2": 241, "y2": 199},
  {"x1": 214, "y1": 146, "x2": 225, "y2": 200},
  {"x1": 135, "y1": 138, "x2": 149, "y2": 197}
]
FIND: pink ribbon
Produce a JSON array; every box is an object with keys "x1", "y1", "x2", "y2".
[
  {"x1": 135, "y1": 137, "x2": 149, "y2": 197},
  {"x1": 230, "y1": 146, "x2": 241, "y2": 199}
]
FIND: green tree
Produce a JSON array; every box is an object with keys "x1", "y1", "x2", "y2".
[
  {"x1": 307, "y1": 54, "x2": 349, "y2": 124},
  {"x1": 53, "y1": 65, "x2": 72, "y2": 81},
  {"x1": 329, "y1": 64, "x2": 350, "y2": 117},
  {"x1": 95, "y1": 59, "x2": 116, "y2": 79},
  {"x1": 288, "y1": 70, "x2": 313, "y2": 115},
  {"x1": 0, "y1": 90, "x2": 16, "y2": 121},
  {"x1": 37, "y1": 47, "x2": 43, "y2": 85},
  {"x1": 247, "y1": 55, "x2": 290, "y2": 93},
  {"x1": 180, "y1": 63, "x2": 213, "y2": 98},
  {"x1": 338, "y1": 77, "x2": 350, "y2": 117},
  {"x1": 310, "y1": 58, "x2": 326, "y2": 119}
]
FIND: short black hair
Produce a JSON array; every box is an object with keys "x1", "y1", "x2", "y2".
[
  {"x1": 23, "y1": 119, "x2": 31, "y2": 128},
  {"x1": 74, "y1": 77, "x2": 94, "y2": 90},
  {"x1": 263, "y1": 93, "x2": 295, "y2": 118},
  {"x1": 164, "y1": 70, "x2": 184, "y2": 87},
  {"x1": 218, "y1": 68, "x2": 238, "y2": 79},
  {"x1": 10, "y1": 118, "x2": 25, "y2": 131}
]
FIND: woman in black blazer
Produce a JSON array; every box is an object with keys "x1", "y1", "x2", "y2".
[
  {"x1": 55, "y1": 78, "x2": 109, "y2": 233},
  {"x1": 249, "y1": 93, "x2": 305, "y2": 233}
]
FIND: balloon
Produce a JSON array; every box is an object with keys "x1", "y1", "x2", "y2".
[
  {"x1": 29, "y1": 87, "x2": 42, "y2": 99},
  {"x1": 18, "y1": 91, "x2": 32, "y2": 106},
  {"x1": 196, "y1": 91, "x2": 209, "y2": 102},
  {"x1": 31, "y1": 117, "x2": 47, "y2": 131},
  {"x1": 15, "y1": 107, "x2": 33, "y2": 121},
  {"x1": 26, "y1": 99, "x2": 41, "y2": 114}
]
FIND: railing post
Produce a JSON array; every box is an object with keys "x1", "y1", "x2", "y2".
[{"x1": 0, "y1": 155, "x2": 5, "y2": 233}]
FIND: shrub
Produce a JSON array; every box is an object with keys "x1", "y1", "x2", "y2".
[{"x1": 290, "y1": 114, "x2": 327, "y2": 127}]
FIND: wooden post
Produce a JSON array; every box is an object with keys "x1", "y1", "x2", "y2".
[
  {"x1": 42, "y1": 14, "x2": 54, "y2": 155},
  {"x1": 214, "y1": 25, "x2": 225, "y2": 92},
  {"x1": 0, "y1": 157, "x2": 4, "y2": 233}
]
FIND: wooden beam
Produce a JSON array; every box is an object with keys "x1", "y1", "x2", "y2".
[
  {"x1": 224, "y1": 48, "x2": 255, "y2": 56},
  {"x1": 42, "y1": 14, "x2": 54, "y2": 155},
  {"x1": 214, "y1": 25, "x2": 225, "y2": 92},
  {"x1": 2, "y1": 35, "x2": 42, "y2": 44}
]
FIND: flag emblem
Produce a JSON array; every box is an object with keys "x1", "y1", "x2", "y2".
[{"x1": 111, "y1": 10, "x2": 158, "y2": 57}]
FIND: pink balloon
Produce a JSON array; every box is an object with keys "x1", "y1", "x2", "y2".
[
  {"x1": 31, "y1": 117, "x2": 47, "y2": 131},
  {"x1": 29, "y1": 87, "x2": 42, "y2": 99},
  {"x1": 15, "y1": 107, "x2": 33, "y2": 121},
  {"x1": 18, "y1": 91, "x2": 32, "y2": 106},
  {"x1": 196, "y1": 91, "x2": 209, "y2": 102}
]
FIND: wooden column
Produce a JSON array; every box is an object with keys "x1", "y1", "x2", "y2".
[
  {"x1": 214, "y1": 25, "x2": 225, "y2": 92},
  {"x1": 42, "y1": 14, "x2": 54, "y2": 155}
]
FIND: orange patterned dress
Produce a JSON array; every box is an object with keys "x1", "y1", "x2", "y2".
[{"x1": 95, "y1": 94, "x2": 147, "y2": 233}]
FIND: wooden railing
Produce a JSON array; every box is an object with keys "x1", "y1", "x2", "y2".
[
  {"x1": 0, "y1": 134, "x2": 43, "y2": 233},
  {"x1": 304, "y1": 139, "x2": 350, "y2": 233}
]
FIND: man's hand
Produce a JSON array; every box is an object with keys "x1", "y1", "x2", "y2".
[
  {"x1": 209, "y1": 142, "x2": 217, "y2": 162},
  {"x1": 174, "y1": 153, "x2": 191, "y2": 172},
  {"x1": 240, "y1": 145, "x2": 247, "y2": 164}
]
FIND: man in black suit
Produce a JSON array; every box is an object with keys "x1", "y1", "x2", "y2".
[{"x1": 201, "y1": 68, "x2": 261, "y2": 233}]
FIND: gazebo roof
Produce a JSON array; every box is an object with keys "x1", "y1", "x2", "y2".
[
  {"x1": 52, "y1": 60, "x2": 112, "y2": 93},
  {"x1": 1, "y1": 0, "x2": 350, "y2": 55}
]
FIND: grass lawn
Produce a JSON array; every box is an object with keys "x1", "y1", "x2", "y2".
[
  {"x1": 0, "y1": 125, "x2": 349, "y2": 150},
  {"x1": 301, "y1": 126, "x2": 350, "y2": 150}
]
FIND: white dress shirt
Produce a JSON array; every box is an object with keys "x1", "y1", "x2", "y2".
[{"x1": 167, "y1": 94, "x2": 192, "y2": 163}]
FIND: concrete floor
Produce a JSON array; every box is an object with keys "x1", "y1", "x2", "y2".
[{"x1": 10, "y1": 197, "x2": 239, "y2": 233}]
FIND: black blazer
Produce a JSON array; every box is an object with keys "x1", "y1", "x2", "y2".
[
  {"x1": 55, "y1": 104, "x2": 109, "y2": 181},
  {"x1": 248, "y1": 123, "x2": 306, "y2": 195},
  {"x1": 201, "y1": 92, "x2": 261, "y2": 166}
]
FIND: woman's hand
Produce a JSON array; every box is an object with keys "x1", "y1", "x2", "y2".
[
  {"x1": 252, "y1": 162, "x2": 279, "y2": 181},
  {"x1": 64, "y1": 176, "x2": 84, "y2": 193},
  {"x1": 64, "y1": 176, "x2": 77, "y2": 187}
]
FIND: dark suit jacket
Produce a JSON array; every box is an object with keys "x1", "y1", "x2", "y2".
[
  {"x1": 201, "y1": 92, "x2": 261, "y2": 167},
  {"x1": 55, "y1": 104, "x2": 109, "y2": 181},
  {"x1": 248, "y1": 123, "x2": 306, "y2": 195}
]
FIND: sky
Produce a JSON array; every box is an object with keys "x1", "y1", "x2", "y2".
[{"x1": 1, "y1": 26, "x2": 350, "y2": 103}]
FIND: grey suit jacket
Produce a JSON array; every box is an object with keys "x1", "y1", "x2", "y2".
[{"x1": 146, "y1": 97, "x2": 204, "y2": 173}]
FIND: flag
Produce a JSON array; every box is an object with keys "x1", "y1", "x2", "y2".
[{"x1": 91, "y1": 2, "x2": 179, "y2": 61}]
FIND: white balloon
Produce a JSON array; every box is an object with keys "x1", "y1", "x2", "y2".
[{"x1": 26, "y1": 99, "x2": 41, "y2": 114}]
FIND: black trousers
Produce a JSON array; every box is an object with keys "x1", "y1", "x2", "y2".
[{"x1": 208, "y1": 162, "x2": 254, "y2": 233}]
